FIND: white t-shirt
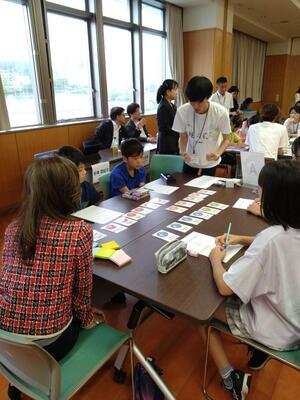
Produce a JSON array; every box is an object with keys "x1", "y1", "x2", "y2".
[
  {"x1": 135, "y1": 121, "x2": 147, "y2": 139},
  {"x1": 246, "y1": 121, "x2": 289, "y2": 160},
  {"x1": 224, "y1": 225, "x2": 300, "y2": 350},
  {"x1": 210, "y1": 91, "x2": 234, "y2": 112},
  {"x1": 172, "y1": 102, "x2": 230, "y2": 169},
  {"x1": 284, "y1": 118, "x2": 300, "y2": 136}
]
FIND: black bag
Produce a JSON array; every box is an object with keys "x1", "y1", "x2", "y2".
[{"x1": 134, "y1": 357, "x2": 164, "y2": 400}]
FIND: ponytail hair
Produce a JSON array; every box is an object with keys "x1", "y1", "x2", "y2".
[{"x1": 156, "y1": 79, "x2": 178, "y2": 104}]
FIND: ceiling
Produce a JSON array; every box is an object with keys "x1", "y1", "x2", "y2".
[{"x1": 168, "y1": 0, "x2": 300, "y2": 42}]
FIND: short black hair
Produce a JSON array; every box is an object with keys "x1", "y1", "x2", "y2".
[
  {"x1": 110, "y1": 107, "x2": 125, "y2": 121},
  {"x1": 185, "y1": 76, "x2": 213, "y2": 102},
  {"x1": 127, "y1": 103, "x2": 140, "y2": 116},
  {"x1": 121, "y1": 138, "x2": 143, "y2": 158},
  {"x1": 230, "y1": 115, "x2": 243, "y2": 129},
  {"x1": 228, "y1": 85, "x2": 239, "y2": 93},
  {"x1": 294, "y1": 104, "x2": 300, "y2": 114},
  {"x1": 240, "y1": 97, "x2": 253, "y2": 110},
  {"x1": 216, "y1": 76, "x2": 227, "y2": 85},
  {"x1": 56, "y1": 146, "x2": 85, "y2": 166},
  {"x1": 292, "y1": 137, "x2": 300, "y2": 157},
  {"x1": 260, "y1": 104, "x2": 279, "y2": 122},
  {"x1": 258, "y1": 160, "x2": 300, "y2": 229}
]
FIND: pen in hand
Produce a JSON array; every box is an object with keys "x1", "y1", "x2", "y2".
[{"x1": 224, "y1": 222, "x2": 232, "y2": 250}]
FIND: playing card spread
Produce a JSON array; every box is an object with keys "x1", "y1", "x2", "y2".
[
  {"x1": 197, "y1": 189, "x2": 216, "y2": 195},
  {"x1": 207, "y1": 202, "x2": 229, "y2": 210},
  {"x1": 114, "y1": 216, "x2": 137, "y2": 226},
  {"x1": 124, "y1": 212, "x2": 145, "y2": 220},
  {"x1": 101, "y1": 223, "x2": 127, "y2": 233},
  {"x1": 190, "y1": 210, "x2": 212, "y2": 220},
  {"x1": 152, "y1": 230, "x2": 179, "y2": 242},
  {"x1": 142, "y1": 201, "x2": 161, "y2": 209},
  {"x1": 149, "y1": 198, "x2": 170, "y2": 205},
  {"x1": 132, "y1": 206, "x2": 153, "y2": 215},
  {"x1": 199, "y1": 206, "x2": 221, "y2": 215},
  {"x1": 175, "y1": 200, "x2": 195, "y2": 208}
]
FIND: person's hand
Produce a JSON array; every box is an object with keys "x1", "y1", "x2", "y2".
[
  {"x1": 215, "y1": 234, "x2": 243, "y2": 247},
  {"x1": 84, "y1": 308, "x2": 106, "y2": 329},
  {"x1": 206, "y1": 152, "x2": 220, "y2": 161},
  {"x1": 209, "y1": 246, "x2": 226, "y2": 263},
  {"x1": 182, "y1": 152, "x2": 191, "y2": 163},
  {"x1": 247, "y1": 198, "x2": 261, "y2": 217},
  {"x1": 137, "y1": 118, "x2": 146, "y2": 129},
  {"x1": 148, "y1": 136, "x2": 157, "y2": 143}
]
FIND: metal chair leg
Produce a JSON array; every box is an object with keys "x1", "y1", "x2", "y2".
[
  {"x1": 203, "y1": 324, "x2": 214, "y2": 400},
  {"x1": 129, "y1": 337, "x2": 135, "y2": 400}
]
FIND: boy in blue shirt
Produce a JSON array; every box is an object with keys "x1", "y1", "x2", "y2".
[{"x1": 110, "y1": 138, "x2": 146, "y2": 197}]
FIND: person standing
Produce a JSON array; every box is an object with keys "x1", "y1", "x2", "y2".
[
  {"x1": 173, "y1": 76, "x2": 230, "y2": 176},
  {"x1": 156, "y1": 79, "x2": 179, "y2": 154},
  {"x1": 210, "y1": 76, "x2": 234, "y2": 115}
]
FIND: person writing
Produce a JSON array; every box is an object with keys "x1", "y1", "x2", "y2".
[
  {"x1": 173, "y1": 76, "x2": 230, "y2": 176},
  {"x1": 156, "y1": 79, "x2": 179, "y2": 154}
]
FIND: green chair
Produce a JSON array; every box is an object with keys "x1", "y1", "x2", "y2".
[
  {"x1": 203, "y1": 319, "x2": 300, "y2": 399},
  {"x1": 0, "y1": 324, "x2": 134, "y2": 400},
  {"x1": 150, "y1": 154, "x2": 184, "y2": 181},
  {"x1": 99, "y1": 172, "x2": 111, "y2": 200}
]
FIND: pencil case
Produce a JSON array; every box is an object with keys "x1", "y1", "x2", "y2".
[{"x1": 155, "y1": 240, "x2": 187, "y2": 274}]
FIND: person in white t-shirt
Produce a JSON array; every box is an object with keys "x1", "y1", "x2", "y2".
[
  {"x1": 210, "y1": 76, "x2": 234, "y2": 115},
  {"x1": 199, "y1": 160, "x2": 300, "y2": 400},
  {"x1": 246, "y1": 103, "x2": 289, "y2": 160},
  {"x1": 173, "y1": 76, "x2": 231, "y2": 176},
  {"x1": 283, "y1": 105, "x2": 300, "y2": 136}
]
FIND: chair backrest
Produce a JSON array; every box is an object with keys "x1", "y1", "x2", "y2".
[
  {"x1": 34, "y1": 149, "x2": 57, "y2": 159},
  {"x1": 150, "y1": 155, "x2": 184, "y2": 181},
  {"x1": 0, "y1": 331, "x2": 60, "y2": 399},
  {"x1": 99, "y1": 172, "x2": 111, "y2": 200}
]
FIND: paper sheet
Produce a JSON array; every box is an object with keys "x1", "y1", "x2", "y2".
[
  {"x1": 144, "y1": 182, "x2": 179, "y2": 195},
  {"x1": 184, "y1": 175, "x2": 219, "y2": 189},
  {"x1": 91, "y1": 162, "x2": 110, "y2": 184},
  {"x1": 72, "y1": 205, "x2": 123, "y2": 225},
  {"x1": 182, "y1": 232, "x2": 243, "y2": 263},
  {"x1": 233, "y1": 198, "x2": 254, "y2": 210}
]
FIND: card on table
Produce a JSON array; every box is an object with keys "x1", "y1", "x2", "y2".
[
  {"x1": 152, "y1": 230, "x2": 179, "y2": 242},
  {"x1": 142, "y1": 201, "x2": 162, "y2": 209},
  {"x1": 149, "y1": 198, "x2": 170, "y2": 205},
  {"x1": 132, "y1": 206, "x2": 153, "y2": 215},
  {"x1": 101, "y1": 223, "x2": 127, "y2": 233},
  {"x1": 114, "y1": 216, "x2": 137, "y2": 226},
  {"x1": 190, "y1": 210, "x2": 213, "y2": 220},
  {"x1": 124, "y1": 211, "x2": 145, "y2": 220},
  {"x1": 207, "y1": 201, "x2": 229, "y2": 210},
  {"x1": 166, "y1": 205, "x2": 187, "y2": 213},
  {"x1": 167, "y1": 222, "x2": 192, "y2": 233},
  {"x1": 199, "y1": 206, "x2": 221, "y2": 215},
  {"x1": 175, "y1": 200, "x2": 195, "y2": 208},
  {"x1": 197, "y1": 189, "x2": 216, "y2": 195},
  {"x1": 183, "y1": 196, "x2": 205, "y2": 204},
  {"x1": 178, "y1": 215, "x2": 203, "y2": 225}
]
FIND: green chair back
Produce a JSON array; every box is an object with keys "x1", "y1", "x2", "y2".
[
  {"x1": 0, "y1": 324, "x2": 130, "y2": 400},
  {"x1": 99, "y1": 172, "x2": 111, "y2": 200},
  {"x1": 150, "y1": 154, "x2": 184, "y2": 181}
]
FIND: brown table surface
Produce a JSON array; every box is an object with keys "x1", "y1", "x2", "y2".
[
  {"x1": 92, "y1": 174, "x2": 268, "y2": 323},
  {"x1": 98, "y1": 142, "x2": 157, "y2": 164}
]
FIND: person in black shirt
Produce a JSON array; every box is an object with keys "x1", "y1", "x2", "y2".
[
  {"x1": 92, "y1": 107, "x2": 127, "y2": 149},
  {"x1": 228, "y1": 85, "x2": 240, "y2": 116},
  {"x1": 156, "y1": 79, "x2": 179, "y2": 154},
  {"x1": 125, "y1": 103, "x2": 156, "y2": 143}
]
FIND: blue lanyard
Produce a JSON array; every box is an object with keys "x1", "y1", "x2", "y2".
[{"x1": 192, "y1": 107, "x2": 209, "y2": 154}]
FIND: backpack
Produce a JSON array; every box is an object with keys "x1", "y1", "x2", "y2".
[{"x1": 134, "y1": 357, "x2": 164, "y2": 400}]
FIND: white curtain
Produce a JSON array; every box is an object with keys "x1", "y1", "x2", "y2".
[
  {"x1": 0, "y1": 74, "x2": 10, "y2": 130},
  {"x1": 166, "y1": 4, "x2": 184, "y2": 106},
  {"x1": 232, "y1": 30, "x2": 266, "y2": 102}
]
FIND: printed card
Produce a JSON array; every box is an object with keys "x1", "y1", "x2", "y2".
[
  {"x1": 206, "y1": 202, "x2": 229, "y2": 210},
  {"x1": 190, "y1": 210, "x2": 212, "y2": 220},
  {"x1": 114, "y1": 216, "x2": 137, "y2": 226},
  {"x1": 197, "y1": 189, "x2": 216, "y2": 195},
  {"x1": 142, "y1": 201, "x2": 161, "y2": 209},
  {"x1": 167, "y1": 222, "x2": 192, "y2": 233},
  {"x1": 124, "y1": 212, "x2": 145, "y2": 220},
  {"x1": 152, "y1": 230, "x2": 179, "y2": 242},
  {"x1": 101, "y1": 223, "x2": 127, "y2": 233},
  {"x1": 166, "y1": 205, "x2": 186, "y2": 213},
  {"x1": 199, "y1": 206, "x2": 221, "y2": 215},
  {"x1": 132, "y1": 206, "x2": 153, "y2": 215},
  {"x1": 178, "y1": 215, "x2": 203, "y2": 225},
  {"x1": 175, "y1": 200, "x2": 195, "y2": 208},
  {"x1": 150, "y1": 198, "x2": 170, "y2": 205}
]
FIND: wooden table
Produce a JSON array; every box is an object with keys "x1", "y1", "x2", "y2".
[
  {"x1": 92, "y1": 174, "x2": 268, "y2": 323},
  {"x1": 98, "y1": 142, "x2": 157, "y2": 166}
]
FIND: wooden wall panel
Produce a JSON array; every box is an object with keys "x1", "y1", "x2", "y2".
[
  {"x1": 16, "y1": 127, "x2": 69, "y2": 174},
  {"x1": 213, "y1": 29, "x2": 223, "y2": 85},
  {"x1": 68, "y1": 122, "x2": 99, "y2": 149},
  {"x1": 262, "y1": 55, "x2": 288, "y2": 110},
  {"x1": 282, "y1": 55, "x2": 300, "y2": 115},
  {"x1": 144, "y1": 114, "x2": 157, "y2": 137},
  {"x1": 0, "y1": 134, "x2": 23, "y2": 211}
]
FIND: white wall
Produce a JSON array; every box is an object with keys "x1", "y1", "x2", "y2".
[{"x1": 266, "y1": 38, "x2": 300, "y2": 56}]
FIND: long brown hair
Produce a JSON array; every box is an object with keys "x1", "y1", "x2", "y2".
[{"x1": 17, "y1": 156, "x2": 81, "y2": 259}]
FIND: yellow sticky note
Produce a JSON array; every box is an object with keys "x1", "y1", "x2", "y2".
[
  {"x1": 101, "y1": 241, "x2": 121, "y2": 250},
  {"x1": 93, "y1": 247, "x2": 116, "y2": 259}
]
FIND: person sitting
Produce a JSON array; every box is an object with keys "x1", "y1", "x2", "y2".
[
  {"x1": 240, "y1": 97, "x2": 253, "y2": 111},
  {"x1": 283, "y1": 105, "x2": 300, "y2": 136},
  {"x1": 110, "y1": 138, "x2": 146, "y2": 197},
  {"x1": 210, "y1": 76, "x2": 234, "y2": 115},
  {"x1": 1, "y1": 157, "x2": 105, "y2": 400},
  {"x1": 246, "y1": 103, "x2": 289, "y2": 160},
  {"x1": 228, "y1": 85, "x2": 241, "y2": 115},
  {"x1": 125, "y1": 103, "x2": 156, "y2": 143},
  {"x1": 200, "y1": 160, "x2": 300, "y2": 400},
  {"x1": 228, "y1": 116, "x2": 246, "y2": 147},
  {"x1": 57, "y1": 146, "x2": 100, "y2": 208},
  {"x1": 93, "y1": 107, "x2": 127, "y2": 149}
]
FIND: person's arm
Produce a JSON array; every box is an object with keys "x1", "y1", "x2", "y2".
[
  {"x1": 209, "y1": 247, "x2": 233, "y2": 296},
  {"x1": 138, "y1": 167, "x2": 147, "y2": 187},
  {"x1": 247, "y1": 198, "x2": 262, "y2": 217},
  {"x1": 179, "y1": 132, "x2": 191, "y2": 163},
  {"x1": 157, "y1": 103, "x2": 176, "y2": 136},
  {"x1": 278, "y1": 126, "x2": 289, "y2": 156},
  {"x1": 100, "y1": 122, "x2": 113, "y2": 149},
  {"x1": 110, "y1": 169, "x2": 129, "y2": 196},
  {"x1": 124, "y1": 120, "x2": 140, "y2": 139},
  {"x1": 207, "y1": 133, "x2": 230, "y2": 161}
]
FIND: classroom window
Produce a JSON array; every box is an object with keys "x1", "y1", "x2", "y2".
[
  {"x1": 104, "y1": 25, "x2": 134, "y2": 110},
  {"x1": 0, "y1": 0, "x2": 41, "y2": 127},
  {"x1": 47, "y1": 12, "x2": 94, "y2": 120},
  {"x1": 143, "y1": 32, "x2": 166, "y2": 114},
  {"x1": 142, "y1": 3, "x2": 164, "y2": 30},
  {"x1": 47, "y1": 0, "x2": 86, "y2": 11},
  {"x1": 102, "y1": 0, "x2": 131, "y2": 22}
]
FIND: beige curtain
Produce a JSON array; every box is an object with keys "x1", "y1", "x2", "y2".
[
  {"x1": 0, "y1": 74, "x2": 10, "y2": 130},
  {"x1": 232, "y1": 30, "x2": 266, "y2": 102},
  {"x1": 166, "y1": 4, "x2": 184, "y2": 106}
]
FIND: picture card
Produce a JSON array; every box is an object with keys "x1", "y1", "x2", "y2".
[
  {"x1": 114, "y1": 216, "x2": 137, "y2": 226},
  {"x1": 101, "y1": 223, "x2": 127, "y2": 233},
  {"x1": 233, "y1": 198, "x2": 254, "y2": 210},
  {"x1": 197, "y1": 189, "x2": 216, "y2": 195},
  {"x1": 152, "y1": 230, "x2": 179, "y2": 242},
  {"x1": 207, "y1": 202, "x2": 229, "y2": 210},
  {"x1": 166, "y1": 205, "x2": 186, "y2": 213},
  {"x1": 124, "y1": 211, "x2": 145, "y2": 220},
  {"x1": 190, "y1": 210, "x2": 213, "y2": 220},
  {"x1": 132, "y1": 206, "x2": 153, "y2": 215},
  {"x1": 149, "y1": 198, "x2": 170, "y2": 205},
  {"x1": 175, "y1": 200, "x2": 195, "y2": 208},
  {"x1": 142, "y1": 201, "x2": 162, "y2": 209},
  {"x1": 167, "y1": 222, "x2": 192, "y2": 233},
  {"x1": 199, "y1": 206, "x2": 222, "y2": 215},
  {"x1": 179, "y1": 215, "x2": 203, "y2": 225},
  {"x1": 183, "y1": 196, "x2": 205, "y2": 204}
]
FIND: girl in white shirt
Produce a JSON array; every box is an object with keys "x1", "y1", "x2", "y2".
[
  {"x1": 283, "y1": 105, "x2": 300, "y2": 136},
  {"x1": 200, "y1": 160, "x2": 300, "y2": 400}
]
